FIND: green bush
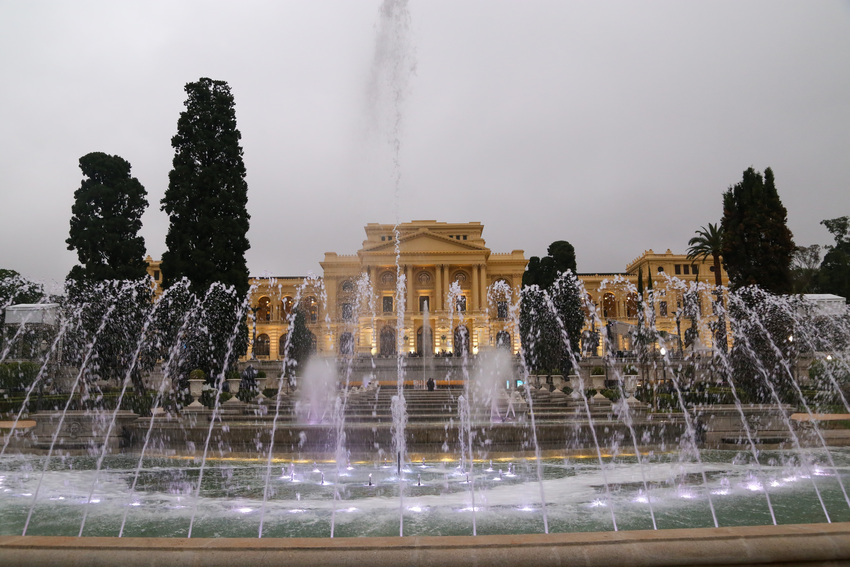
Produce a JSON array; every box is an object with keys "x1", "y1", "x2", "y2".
[
  {"x1": 623, "y1": 364, "x2": 638, "y2": 375},
  {"x1": 262, "y1": 387, "x2": 279, "y2": 399},
  {"x1": 199, "y1": 389, "x2": 231, "y2": 408},
  {"x1": 561, "y1": 386, "x2": 573, "y2": 396},
  {"x1": 0, "y1": 362, "x2": 41, "y2": 393},
  {"x1": 591, "y1": 366, "x2": 605, "y2": 376},
  {"x1": 189, "y1": 368, "x2": 206, "y2": 381},
  {"x1": 600, "y1": 388, "x2": 620, "y2": 402}
]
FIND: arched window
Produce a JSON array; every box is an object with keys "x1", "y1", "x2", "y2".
[
  {"x1": 495, "y1": 330, "x2": 511, "y2": 349},
  {"x1": 453, "y1": 325, "x2": 469, "y2": 356},
  {"x1": 257, "y1": 296, "x2": 271, "y2": 321},
  {"x1": 603, "y1": 293, "x2": 618, "y2": 319},
  {"x1": 583, "y1": 293, "x2": 594, "y2": 317},
  {"x1": 626, "y1": 293, "x2": 638, "y2": 318},
  {"x1": 306, "y1": 296, "x2": 319, "y2": 323},
  {"x1": 341, "y1": 303, "x2": 354, "y2": 321},
  {"x1": 380, "y1": 326, "x2": 396, "y2": 356},
  {"x1": 254, "y1": 333, "x2": 270, "y2": 357},
  {"x1": 282, "y1": 296, "x2": 294, "y2": 317},
  {"x1": 339, "y1": 332, "x2": 354, "y2": 355},
  {"x1": 496, "y1": 301, "x2": 508, "y2": 319},
  {"x1": 341, "y1": 280, "x2": 355, "y2": 293},
  {"x1": 416, "y1": 326, "x2": 433, "y2": 355}
]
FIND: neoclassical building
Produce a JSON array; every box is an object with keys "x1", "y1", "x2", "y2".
[
  {"x1": 579, "y1": 249, "x2": 729, "y2": 355},
  {"x1": 246, "y1": 221, "x2": 528, "y2": 360},
  {"x1": 145, "y1": 221, "x2": 729, "y2": 362}
]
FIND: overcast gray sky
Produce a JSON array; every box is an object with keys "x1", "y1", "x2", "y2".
[{"x1": 2, "y1": 1, "x2": 849, "y2": 292}]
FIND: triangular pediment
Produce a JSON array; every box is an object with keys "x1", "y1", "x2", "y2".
[{"x1": 361, "y1": 229, "x2": 487, "y2": 255}]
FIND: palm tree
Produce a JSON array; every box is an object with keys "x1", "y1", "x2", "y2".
[
  {"x1": 687, "y1": 223, "x2": 723, "y2": 287},
  {"x1": 687, "y1": 223, "x2": 727, "y2": 352}
]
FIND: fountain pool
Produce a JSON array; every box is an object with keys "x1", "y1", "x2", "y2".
[{"x1": 3, "y1": 449, "x2": 850, "y2": 539}]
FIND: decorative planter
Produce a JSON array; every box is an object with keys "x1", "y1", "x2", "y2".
[
  {"x1": 591, "y1": 374, "x2": 606, "y2": 390},
  {"x1": 188, "y1": 379, "x2": 205, "y2": 398}
]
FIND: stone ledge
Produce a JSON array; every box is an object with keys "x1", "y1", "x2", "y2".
[{"x1": 2, "y1": 523, "x2": 849, "y2": 567}]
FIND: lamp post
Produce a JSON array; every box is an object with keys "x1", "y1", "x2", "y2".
[
  {"x1": 674, "y1": 311, "x2": 683, "y2": 356},
  {"x1": 250, "y1": 306, "x2": 259, "y2": 360}
]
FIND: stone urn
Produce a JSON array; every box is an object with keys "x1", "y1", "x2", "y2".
[
  {"x1": 590, "y1": 372, "x2": 606, "y2": 390},
  {"x1": 188, "y1": 379, "x2": 205, "y2": 398}
]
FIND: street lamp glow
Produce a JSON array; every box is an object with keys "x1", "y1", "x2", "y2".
[{"x1": 659, "y1": 347, "x2": 667, "y2": 356}]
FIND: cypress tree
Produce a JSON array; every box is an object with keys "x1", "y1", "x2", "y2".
[
  {"x1": 160, "y1": 78, "x2": 250, "y2": 298},
  {"x1": 720, "y1": 167, "x2": 795, "y2": 293},
  {"x1": 64, "y1": 152, "x2": 153, "y2": 395},
  {"x1": 66, "y1": 152, "x2": 148, "y2": 282}
]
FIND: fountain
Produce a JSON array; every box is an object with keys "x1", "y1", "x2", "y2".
[
  {"x1": 3, "y1": 0, "x2": 850, "y2": 562},
  {"x1": 1, "y1": 274, "x2": 850, "y2": 565}
]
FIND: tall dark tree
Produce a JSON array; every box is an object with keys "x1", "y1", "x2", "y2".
[
  {"x1": 520, "y1": 240, "x2": 584, "y2": 375},
  {"x1": 160, "y1": 78, "x2": 250, "y2": 298},
  {"x1": 66, "y1": 152, "x2": 148, "y2": 282},
  {"x1": 720, "y1": 167, "x2": 795, "y2": 294},
  {"x1": 818, "y1": 216, "x2": 850, "y2": 302},
  {"x1": 285, "y1": 306, "x2": 315, "y2": 377},
  {"x1": 523, "y1": 240, "x2": 577, "y2": 289},
  {"x1": 160, "y1": 78, "x2": 251, "y2": 378},
  {"x1": 64, "y1": 152, "x2": 152, "y2": 395}
]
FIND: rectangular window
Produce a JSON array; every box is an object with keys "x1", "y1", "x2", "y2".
[
  {"x1": 683, "y1": 265, "x2": 690, "y2": 275},
  {"x1": 341, "y1": 303, "x2": 353, "y2": 321},
  {"x1": 383, "y1": 296, "x2": 393, "y2": 313},
  {"x1": 674, "y1": 264, "x2": 681, "y2": 275},
  {"x1": 659, "y1": 301, "x2": 668, "y2": 317},
  {"x1": 692, "y1": 265, "x2": 699, "y2": 276},
  {"x1": 497, "y1": 301, "x2": 508, "y2": 319},
  {"x1": 419, "y1": 296, "x2": 430, "y2": 312},
  {"x1": 456, "y1": 296, "x2": 467, "y2": 312}
]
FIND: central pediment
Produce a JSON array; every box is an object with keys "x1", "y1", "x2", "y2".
[{"x1": 360, "y1": 229, "x2": 489, "y2": 256}]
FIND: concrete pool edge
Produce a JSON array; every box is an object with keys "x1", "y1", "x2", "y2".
[{"x1": 2, "y1": 523, "x2": 849, "y2": 566}]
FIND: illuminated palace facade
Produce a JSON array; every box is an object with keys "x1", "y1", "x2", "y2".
[
  {"x1": 147, "y1": 220, "x2": 729, "y2": 361},
  {"x1": 244, "y1": 221, "x2": 528, "y2": 359}
]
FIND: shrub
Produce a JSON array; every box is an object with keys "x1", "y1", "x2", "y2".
[
  {"x1": 0, "y1": 362, "x2": 41, "y2": 393},
  {"x1": 199, "y1": 389, "x2": 231, "y2": 408},
  {"x1": 591, "y1": 366, "x2": 605, "y2": 376},
  {"x1": 623, "y1": 364, "x2": 638, "y2": 375},
  {"x1": 600, "y1": 388, "x2": 620, "y2": 402},
  {"x1": 188, "y1": 368, "x2": 206, "y2": 381}
]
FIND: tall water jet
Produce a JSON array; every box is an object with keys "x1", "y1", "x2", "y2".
[{"x1": 295, "y1": 357, "x2": 338, "y2": 425}]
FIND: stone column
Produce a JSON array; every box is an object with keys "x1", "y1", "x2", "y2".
[
  {"x1": 471, "y1": 264, "x2": 479, "y2": 312},
  {"x1": 406, "y1": 264, "x2": 415, "y2": 313},
  {"x1": 435, "y1": 264, "x2": 443, "y2": 312},
  {"x1": 480, "y1": 263, "x2": 488, "y2": 311}
]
